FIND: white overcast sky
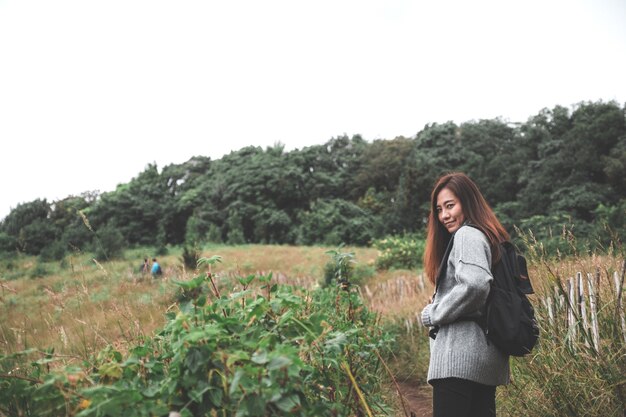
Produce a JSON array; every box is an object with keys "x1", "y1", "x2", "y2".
[{"x1": 1, "y1": 0, "x2": 625, "y2": 220}]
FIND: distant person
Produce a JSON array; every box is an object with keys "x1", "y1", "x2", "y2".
[
  {"x1": 141, "y1": 258, "x2": 150, "y2": 275},
  {"x1": 151, "y1": 258, "x2": 162, "y2": 277}
]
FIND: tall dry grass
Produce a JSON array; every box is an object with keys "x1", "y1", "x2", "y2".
[
  {"x1": 0, "y1": 244, "x2": 378, "y2": 361},
  {"x1": 497, "y1": 234, "x2": 626, "y2": 417},
  {"x1": 1, "y1": 251, "x2": 172, "y2": 359}
]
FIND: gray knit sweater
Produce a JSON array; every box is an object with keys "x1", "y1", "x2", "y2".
[{"x1": 421, "y1": 225, "x2": 510, "y2": 386}]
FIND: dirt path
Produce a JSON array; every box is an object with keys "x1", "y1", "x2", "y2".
[
  {"x1": 394, "y1": 381, "x2": 433, "y2": 417},
  {"x1": 361, "y1": 273, "x2": 433, "y2": 416}
]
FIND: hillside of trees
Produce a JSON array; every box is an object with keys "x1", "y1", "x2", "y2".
[{"x1": 1, "y1": 100, "x2": 625, "y2": 259}]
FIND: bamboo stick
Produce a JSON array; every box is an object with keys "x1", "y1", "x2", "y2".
[
  {"x1": 614, "y1": 263, "x2": 626, "y2": 344},
  {"x1": 577, "y1": 272, "x2": 590, "y2": 348},
  {"x1": 546, "y1": 295, "x2": 554, "y2": 326},
  {"x1": 555, "y1": 286, "x2": 564, "y2": 311},
  {"x1": 587, "y1": 273, "x2": 600, "y2": 352},
  {"x1": 364, "y1": 285, "x2": 372, "y2": 298},
  {"x1": 567, "y1": 277, "x2": 577, "y2": 344}
]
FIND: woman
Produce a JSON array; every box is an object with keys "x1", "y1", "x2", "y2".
[{"x1": 421, "y1": 172, "x2": 510, "y2": 417}]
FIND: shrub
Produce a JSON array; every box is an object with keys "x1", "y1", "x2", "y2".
[
  {"x1": 513, "y1": 213, "x2": 617, "y2": 256},
  {"x1": 0, "y1": 232, "x2": 16, "y2": 254},
  {"x1": 155, "y1": 244, "x2": 169, "y2": 256},
  {"x1": 181, "y1": 245, "x2": 201, "y2": 271},
  {"x1": 323, "y1": 249, "x2": 355, "y2": 289},
  {"x1": 28, "y1": 262, "x2": 50, "y2": 279},
  {"x1": 372, "y1": 234, "x2": 425, "y2": 270},
  {"x1": 39, "y1": 240, "x2": 67, "y2": 262},
  {"x1": 93, "y1": 224, "x2": 126, "y2": 261},
  {"x1": 184, "y1": 214, "x2": 205, "y2": 245},
  {"x1": 352, "y1": 263, "x2": 376, "y2": 284}
]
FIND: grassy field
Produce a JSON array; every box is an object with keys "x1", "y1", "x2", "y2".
[
  {"x1": 1, "y1": 241, "x2": 624, "y2": 417},
  {"x1": 0, "y1": 244, "x2": 419, "y2": 359}
]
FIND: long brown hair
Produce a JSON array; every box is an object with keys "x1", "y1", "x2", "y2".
[{"x1": 423, "y1": 172, "x2": 509, "y2": 285}]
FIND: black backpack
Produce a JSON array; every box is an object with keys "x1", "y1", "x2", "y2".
[
  {"x1": 432, "y1": 226, "x2": 539, "y2": 357},
  {"x1": 482, "y1": 239, "x2": 539, "y2": 356}
]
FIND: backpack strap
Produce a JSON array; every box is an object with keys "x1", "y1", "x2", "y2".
[{"x1": 433, "y1": 232, "x2": 456, "y2": 295}]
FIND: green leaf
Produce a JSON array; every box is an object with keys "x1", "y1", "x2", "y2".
[
  {"x1": 97, "y1": 362, "x2": 123, "y2": 380},
  {"x1": 122, "y1": 357, "x2": 141, "y2": 366},
  {"x1": 196, "y1": 294, "x2": 207, "y2": 307},
  {"x1": 130, "y1": 345, "x2": 150, "y2": 357},
  {"x1": 258, "y1": 272, "x2": 273, "y2": 283},
  {"x1": 184, "y1": 347, "x2": 207, "y2": 373},
  {"x1": 112, "y1": 350, "x2": 123, "y2": 362},
  {"x1": 229, "y1": 369, "x2": 244, "y2": 396},
  {"x1": 274, "y1": 394, "x2": 301, "y2": 412},
  {"x1": 238, "y1": 274, "x2": 256, "y2": 286},
  {"x1": 267, "y1": 355, "x2": 292, "y2": 371},
  {"x1": 278, "y1": 309, "x2": 294, "y2": 326},
  {"x1": 208, "y1": 388, "x2": 223, "y2": 407},
  {"x1": 184, "y1": 324, "x2": 224, "y2": 343},
  {"x1": 142, "y1": 384, "x2": 161, "y2": 398},
  {"x1": 238, "y1": 394, "x2": 266, "y2": 417},
  {"x1": 324, "y1": 332, "x2": 348, "y2": 352},
  {"x1": 172, "y1": 274, "x2": 205, "y2": 290},
  {"x1": 251, "y1": 350, "x2": 269, "y2": 365},
  {"x1": 225, "y1": 350, "x2": 250, "y2": 367},
  {"x1": 189, "y1": 385, "x2": 211, "y2": 403},
  {"x1": 197, "y1": 255, "x2": 222, "y2": 267}
]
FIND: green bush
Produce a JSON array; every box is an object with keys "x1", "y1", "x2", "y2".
[
  {"x1": 592, "y1": 199, "x2": 626, "y2": 248},
  {"x1": 323, "y1": 249, "x2": 355, "y2": 289},
  {"x1": 93, "y1": 224, "x2": 126, "y2": 261},
  {"x1": 0, "y1": 258, "x2": 396, "y2": 417},
  {"x1": 372, "y1": 234, "x2": 425, "y2": 270},
  {"x1": 0, "y1": 232, "x2": 16, "y2": 254},
  {"x1": 28, "y1": 262, "x2": 50, "y2": 279},
  {"x1": 352, "y1": 263, "x2": 376, "y2": 284},
  {"x1": 180, "y1": 245, "x2": 201, "y2": 271},
  {"x1": 39, "y1": 241, "x2": 67, "y2": 262},
  {"x1": 322, "y1": 249, "x2": 375, "y2": 289},
  {"x1": 155, "y1": 245, "x2": 169, "y2": 257}
]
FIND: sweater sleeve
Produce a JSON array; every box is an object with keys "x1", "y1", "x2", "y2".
[{"x1": 421, "y1": 227, "x2": 493, "y2": 327}]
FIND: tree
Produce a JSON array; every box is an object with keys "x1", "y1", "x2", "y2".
[
  {"x1": 1, "y1": 199, "x2": 56, "y2": 255},
  {"x1": 517, "y1": 101, "x2": 625, "y2": 221},
  {"x1": 297, "y1": 199, "x2": 380, "y2": 246},
  {"x1": 91, "y1": 164, "x2": 168, "y2": 246}
]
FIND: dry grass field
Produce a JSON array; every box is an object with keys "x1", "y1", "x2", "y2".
[
  {"x1": 3, "y1": 240, "x2": 623, "y2": 416},
  {"x1": 2, "y1": 244, "x2": 425, "y2": 360}
]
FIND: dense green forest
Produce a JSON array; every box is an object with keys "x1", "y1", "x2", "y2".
[{"x1": 1, "y1": 100, "x2": 625, "y2": 259}]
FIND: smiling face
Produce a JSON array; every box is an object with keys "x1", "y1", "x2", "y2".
[{"x1": 436, "y1": 187, "x2": 465, "y2": 233}]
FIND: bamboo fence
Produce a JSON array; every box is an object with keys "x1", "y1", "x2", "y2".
[{"x1": 360, "y1": 260, "x2": 626, "y2": 353}]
